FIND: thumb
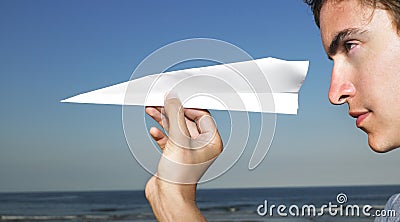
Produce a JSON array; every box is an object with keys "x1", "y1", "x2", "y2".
[{"x1": 164, "y1": 92, "x2": 190, "y2": 147}]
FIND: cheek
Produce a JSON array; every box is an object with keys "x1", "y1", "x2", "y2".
[
  {"x1": 346, "y1": 58, "x2": 374, "y2": 100},
  {"x1": 350, "y1": 48, "x2": 397, "y2": 103},
  {"x1": 372, "y1": 53, "x2": 400, "y2": 101},
  {"x1": 368, "y1": 30, "x2": 400, "y2": 88}
]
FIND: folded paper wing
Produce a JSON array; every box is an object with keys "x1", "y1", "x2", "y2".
[{"x1": 61, "y1": 57, "x2": 309, "y2": 114}]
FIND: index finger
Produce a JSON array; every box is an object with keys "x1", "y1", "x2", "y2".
[{"x1": 164, "y1": 92, "x2": 191, "y2": 144}]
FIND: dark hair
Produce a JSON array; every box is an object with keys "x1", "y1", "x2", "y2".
[{"x1": 304, "y1": 0, "x2": 400, "y2": 32}]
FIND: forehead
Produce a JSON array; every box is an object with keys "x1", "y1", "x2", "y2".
[{"x1": 319, "y1": 0, "x2": 374, "y2": 47}]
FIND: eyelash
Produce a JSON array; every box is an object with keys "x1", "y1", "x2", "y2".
[{"x1": 343, "y1": 41, "x2": 357, "y2": 53}]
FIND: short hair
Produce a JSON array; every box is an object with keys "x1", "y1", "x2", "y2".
[{"x1": 304, "y1": 0, "x2": 400, "y2": 32}]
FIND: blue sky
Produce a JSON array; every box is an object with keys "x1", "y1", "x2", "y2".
[{"x1": 1, "y1": 0, "x2": 399, "y2": 192}]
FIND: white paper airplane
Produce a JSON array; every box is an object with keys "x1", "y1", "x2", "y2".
[{"x1": 61, "y1": 57, "x2": 309, "y2": 114}]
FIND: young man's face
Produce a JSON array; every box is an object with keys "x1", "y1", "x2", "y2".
[{"x1": 319, "y1": 0, "x2": 400, "y2": 152}]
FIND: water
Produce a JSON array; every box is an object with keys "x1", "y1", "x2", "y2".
[{"x1": 0, "y1": 185, "x2": 399, "y2": 221}]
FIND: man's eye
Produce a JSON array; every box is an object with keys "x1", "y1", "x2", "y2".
[{"x1": 344, "y1": 42, "x2": 357, "y2": 52}]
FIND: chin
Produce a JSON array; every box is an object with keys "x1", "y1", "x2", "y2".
[{"x1": 368, "y1": 135, "x2": 399, "y2": 153}]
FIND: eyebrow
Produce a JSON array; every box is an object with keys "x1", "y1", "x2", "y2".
[{"x1": 327, "y1": 28, "x2": 367, "y2": 60}]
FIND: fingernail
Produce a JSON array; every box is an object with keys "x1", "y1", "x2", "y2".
[{"x1": 165, "y1": 91, "x2": 179, "y2": 100}]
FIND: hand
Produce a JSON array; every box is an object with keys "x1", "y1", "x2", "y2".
[{"x1": 145, "y1": 92, "x2": 223, "y2": 221}]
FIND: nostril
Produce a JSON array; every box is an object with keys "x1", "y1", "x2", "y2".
[{"x1": 338, "y1": 95, "x2": 349, "y2": 104}]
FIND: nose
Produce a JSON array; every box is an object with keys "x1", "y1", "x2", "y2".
[{"x1": 328, "y1": 62, "x2": 356, "y2": 105}]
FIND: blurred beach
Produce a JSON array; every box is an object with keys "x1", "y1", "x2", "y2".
[{"x1": 0, "y1": 185, "x2": 399, "y2": 222}]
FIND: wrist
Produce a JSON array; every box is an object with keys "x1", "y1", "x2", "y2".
[
  {"x1": 146, "y1": 176, "x2": 205, "y2": 221},
  {"x1": 157, "y1": 177, "x2": 198, "y2": 204}
]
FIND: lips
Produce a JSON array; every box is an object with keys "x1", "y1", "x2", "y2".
[{"x1": 349, "y1": 111, "x2": 370, "y2": 127}]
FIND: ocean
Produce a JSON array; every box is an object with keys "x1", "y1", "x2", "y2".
[{"x1": 0, "y1": 185, "x2": 399, "y2": 222}]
